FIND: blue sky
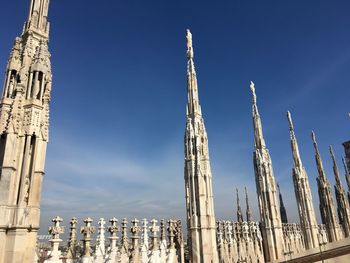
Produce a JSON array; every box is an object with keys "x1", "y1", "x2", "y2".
[{"x1": 0, "y1": 0, "x2": 350, "y2": 233}]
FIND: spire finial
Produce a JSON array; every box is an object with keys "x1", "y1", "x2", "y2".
[
  {"x1": 312, "y1": 130, "x2": 316, "y2": 145},
  {"x1": 245, "y1": 186, "x2": 248, "y2": 202},
  {"x1": 330, "y1": 145, "x2": 341, "y2": 185},
  {"x1": 236, "y1": 188, "x2": 243, "y2": 222},
  {"x1": 343, "y1": 157, "x2": 349, "y2": 173},
  {"x1": 329, "y1": 145, "x2": 336, "y2": 162},
  {"x1": 186, "y1": 29, "x2": 194, "y2": 59},
  {"x1": 287, "y1": 111, "x2": 294, "y2": 131},
  {"x1": 250, "y1": 81, "x2": 256, "y2": 103}
]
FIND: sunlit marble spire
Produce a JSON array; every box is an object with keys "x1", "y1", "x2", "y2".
[
  {"x1": 184, "y1": 30, "x2": 218, "y2": 263},
  {"x1": 312, "y1": 132, "x2": 342, "y2": 242},
  {"x1": 287, "y1": 111, "x2": 319, "y2": 249},
  {"x1": 250, "y1": 81, "x2": 284, "y2": 261},
  {"x1": 330, "y1": 146, "x2": 350, "y2": 237}
]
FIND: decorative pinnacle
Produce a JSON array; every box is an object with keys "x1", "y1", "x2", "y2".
[
  {"x1": 186, "y1": 29, "x2": 194, "y2": 59},
  {"x1": 311, "y1": 131, "x2": 317, "y2": 145},
  {"x1": 329, "y1": 145, "x2": 336, "y2": 163},
  {"x1": 287, "y1": 111, "x2": 294, "y2": 131},
  {"x1": 250, "y1": 81, "x2": 257, "y2": 103},
  {"x1": 343, "y1": 157, "x2": 349, "y2": 173}
]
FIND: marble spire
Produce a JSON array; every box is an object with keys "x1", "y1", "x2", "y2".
[
  {"x1": 25, "y1": 0, "x2": 50, "y2": 37},
  {"x1": 330, "y1": 146, "x2": 350, "y2": 237},
  {"x1": 312, "y1": 132, "x2": 342, "y2": 242},
  {"x1": 250, "y1": 81, "x2": 284, "y2": 261},
  {"x1": 287, "y1": 111, "x2": 319, "y2": 249},
  {"x1": 0, "y1": 1, "x2": 52, "y2": 262},
  {"x1": 277, "y1": 183, "x2": 288, "y2": 224},
  {"x1": 245, "y1": 187, "x2": 253, "y2": 222},
  {"x1": 236, "y1": 188, "x2": 244, "y2": 223},
  {"x1": 342, "y1": 157, "x2": 350, "y2": 204},
  {"x1": 184, "y1": 29, "x2": 218, "y2": 263}
]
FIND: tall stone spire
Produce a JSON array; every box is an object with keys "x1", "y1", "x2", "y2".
[
  {"x1": 25, "y1": 0, "x2": 50, "y2": 38},
  {"x1": 250, "y1": 81, "x2": 284, "y2": 261},
  {"x1": 0, "y1": 1, "x2": 52, "y2": 262},
  {"x1": 342, "y1": 157, "x2": 350, "y2": 204},
  {"x1": 287, "y1": 111, "x2": 319, "y2": 249},
  {"x1": 277, "y1": 183, "x2": 288, "y2": 224},
  {"x1": 184, "y1": 29, "x2": 218, "y2": 263},
  {"x1": 236, "y1": 188, "x2": 244, "y2": 223},
  {"x1": 245, "y1": 187, "x2": 253, "y2": 222},
  {"x1": 343, "y1": 141, "x2": 350, "y2": 173},
  {"x1": 312, "y1": 132, "x2": 342, "y2": 242},
  {"x1": 330, "y1": 146, "x2": 350, "y2": 237}
]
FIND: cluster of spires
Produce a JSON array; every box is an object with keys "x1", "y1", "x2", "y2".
[{"x1": 40, "y1": 217, "x2": 184, "y2": 263}]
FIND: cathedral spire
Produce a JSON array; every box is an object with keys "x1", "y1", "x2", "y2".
[
  {"x1": 330, "y1": 146, "x2": 342, "y2": 187},
  {"x1": 245, "y1": 187, "x2": 252, "y2": 222},
  {"x1": 186, "y1": 29, "x2": 201, "y2": 118},
  {"x1": 287, "y1": 111, "x2": 319, "y2": 249},
  {"x1": 342, "y1": 157, "x2": 350, "y2": 204},
  {"x1": 25, "y1": 0, "x2": 50, "y2": 37},
  {"x1": 288, "y1": 111, "x2": 303, "y2": 169},
  {"x1": 312, "y1": 131, "x2": 327, "y2": 182},
  {"x1": 278, "y1": 183, "x2": 288, "y2": 224},
  {"x1": 330, "y1": 146, "x2": 350, "y2": 237},
  {"x1": 312, "y1": 132, "x2": 342, "y2": 242},
  {"x1": 250, "y1": 81, "x2": 284, "y2": 261},
  {"x1": 250, "y1": 81, "x2": 266, "y2": 150},
  {"x1": 184, "y1": 30, "x2": 218, "y2": 263},
  {"x1": 0, "y1": 1, "x2": 52, "y2": 262},
  {"x1": 236, "y1": 188, "x2": 243, "y2": 223}
]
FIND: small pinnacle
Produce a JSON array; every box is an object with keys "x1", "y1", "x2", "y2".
[
  {"x1": 250, "y1": 81, "x2": 256, "y2": 102},
  {"x1": 287, "y1": 111, "x2": 294, "y2": 131},
  {"x1": 186, "y1": 29, "x2": 194, "y2": 59},
  {"x1": 329, "y1": 145, "x2": 334, "y2": 156},
  {"x1": 343, "y1": 157, "x2": 349, "y2": 173},
  {"x1": 186, "y1": 29, "x2": 193, "y2": 48},
  {"x1": 250, "y1": 81, "x2": 255, "y2": 92},
  {"x1": 311, "y1": 131, "x2": 316, "y2": 144}
]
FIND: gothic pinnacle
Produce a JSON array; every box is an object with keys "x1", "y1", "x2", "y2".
[
  {"x1": 330, "y1": 145, "x2": 341, "y2": 185},
  {"x1": 250, "y1": 81, "x2": 257, "y2": 104},
  {"x1": 312, "y1": 131, "x2": 326, "y2": 181},
  {"x1": 343, "y1": 157, "x2": 350, "y2": 190},
  {"x1": 287, "y1": 111, "x2": 294, "y2": 133},
  {"x1": 186, "y1": 29, "x2": 194, "y2": 59},
  {"x1": 250, "y1": 81, "x2": 266, "y2": 150},
  {"x1": 245, "y1": 187, "x2": 252, "y2": 222},
  {"x1": 277, "y1": 183, "x2": 288, "y2": 223},
  {"x1": 236, "y1": 188, "x2": 243, "y2": 223}
]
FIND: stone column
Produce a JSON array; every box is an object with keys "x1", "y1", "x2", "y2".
[
  {"x1": 106, "y1": 217, "x2": 119, "y2": 263},
  {"x1": 44, "y1": 216, "x2": 65, "y2": 263},
  {"x1": 95, "y1": 218, "x2": 106, "y2": 263},
  {"x1": 149, "y1": 219, "x2": 160, "y2": 263},
  {"x1": 141, "y1": 218, "x2": 149, "y2": 263},
  {"x1": 66, "y1": 217, "x2": 78, "y2": 263},
  {"x1": 129, "y1": 218, "x2": 141, "y2": 263},
  {"x1": 120, "y1": 218, "x2": 129, "y2": 263},
  {"x1": 159, "y1": 219, "x2": 167, "y2": 263},
  {"x1": 80, "y1": 217, "x2": 96, "y2": 263},
  {"x1": 167, "y1": 220, "x2": 178, "y2": 263}
]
